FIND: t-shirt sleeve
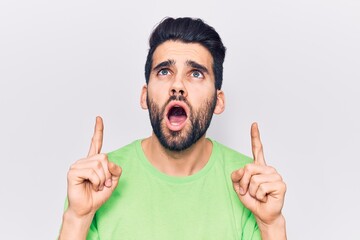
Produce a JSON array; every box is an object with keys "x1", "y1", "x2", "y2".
[
  {"x1": 241, "y1": 210, "x2": 262, "y2": 240},
  {"x1": 86, "y1": 216, "x2": 100, "y2": 240},
  {"x1": 215, "y1": 141, "x2": 262, "y2": 240}
]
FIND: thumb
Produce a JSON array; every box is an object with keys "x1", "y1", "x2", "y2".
[
  {"x1": 104, "y1": 162, "x2": 122, "y2": 190},
  {"x1": 108, "y1": 162, "x2": 122, "y2": 180},
  {"x1": 231, "y1": 168, "x2": 244, "y2": 183}
]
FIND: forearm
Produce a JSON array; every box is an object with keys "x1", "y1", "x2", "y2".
[
  {"x1": 58, "y1": 210, "x2": 94, "y2": 240},
  {"x1": 257, "y1": 215, "x2": 287, "y2": 240}
]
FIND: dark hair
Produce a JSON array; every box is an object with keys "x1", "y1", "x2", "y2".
[{"x1": 145, "y1": 17, "x2": 226, "y2": 90}]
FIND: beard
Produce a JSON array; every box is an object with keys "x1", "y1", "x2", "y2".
[{"x1": 146, "y1": 92, "x2": 217, "y2": 152}]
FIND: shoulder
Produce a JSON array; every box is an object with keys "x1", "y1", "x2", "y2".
[
  {"x1": 107, "y1": 140, "x2": 141, "y2": 165},
  {"x1": 211, "y1": 139, "x2": 253, "y2": 170}
]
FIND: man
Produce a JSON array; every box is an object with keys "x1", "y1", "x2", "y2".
[{"x1": 59, "y1": 17, "x2": 286, "y2": 239}]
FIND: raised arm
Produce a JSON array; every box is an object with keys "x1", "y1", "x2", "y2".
[
  {"x1": 59, "y1": 117, "x2": 122, "y2": 240},
  {"x1": 231, "y1": 123, "x2": 287, "y2": 240}
]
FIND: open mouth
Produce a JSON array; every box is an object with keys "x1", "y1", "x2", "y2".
[{"x1": 165, "y1": 102, "x2": 189, "y2": 131}]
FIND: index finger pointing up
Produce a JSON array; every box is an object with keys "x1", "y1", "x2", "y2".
[
  {"x1": 251, "y1": 122, "x2": 266, "y2": 166},
  {"x1": 88, "y1": 116, "x2": 104, "y2": 157}
]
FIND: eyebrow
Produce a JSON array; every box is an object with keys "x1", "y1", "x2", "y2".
[
  {"x1": 186, "y1": 60, "x2": 209, "y2": 74},
  {"x1": 152, "y1": 59, "x2": 209, "y2": 74},
  {"x1": 152, "y1": 59, "x2": 175, "y2": 72}
]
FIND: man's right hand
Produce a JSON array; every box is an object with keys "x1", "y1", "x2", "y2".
[
  {"x1": 59, "y1": 117, "x2": 122, "y2": 239},
  {"x1": 67, "y1": 116, "x2": 122, "y2": 217}
]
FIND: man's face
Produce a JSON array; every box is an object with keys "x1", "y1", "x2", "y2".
[{"x1": 142, "y1": 40, "x2": 224, "y2": 151}]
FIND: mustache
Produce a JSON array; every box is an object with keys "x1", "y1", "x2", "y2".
[
  {"x1": 165, "y1": 94, "x2": 191, "y2": 109},
  {"x1": 169, "y1": 94, "x2": 186, "y2": 102}
]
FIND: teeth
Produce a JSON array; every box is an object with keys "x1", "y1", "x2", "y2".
[{"x1": 171, "y1": 122, "x2": 180, "y2": 126}]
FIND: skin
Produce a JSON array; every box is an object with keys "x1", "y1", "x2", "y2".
[
  {"x1": 231, "y1": 123, "x2": 287, "y2": 239},
  {"x1": 59, "y1": 116, "x2": 122, "y2": 240},
  {"x1": 59, "y1": 41, "x2": 286, "y2": 240},
  {"x1": 140, "y1": 40, "x2": 225, "y2": 176}
]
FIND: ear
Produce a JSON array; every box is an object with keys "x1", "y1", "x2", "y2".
[
  {"x1": 214, "y1": 90, "x2": 225, "y2": 115},
  {"x1": 140, "y1": 85, "x2": 148, "y2": 110}
]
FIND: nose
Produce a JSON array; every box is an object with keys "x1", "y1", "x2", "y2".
[{"x1": 169, "y1": 77, "x2": 187, "y2": 98}]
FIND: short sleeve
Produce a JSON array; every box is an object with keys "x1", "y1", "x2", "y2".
[
  {"x1": 86, "y1": 215, "x2": 100, "y2": 240},
  {"x1": 241, "y1": 210, "x2": 262, "y2": 240}
]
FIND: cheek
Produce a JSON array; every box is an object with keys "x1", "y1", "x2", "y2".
[
  {"x1": 187, "y1": 85, "x2": 216, "y2": 106},
  {"x1": 147, "y1": 84, "x2": 169, "y2": 105},
  {"x1": 189, "y1": 79, "x2": 215, "y2": 92}
]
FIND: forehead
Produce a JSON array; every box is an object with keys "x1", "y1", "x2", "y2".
[{"x1": 152, "y1": 40, "x2": 213, "y2": 68}]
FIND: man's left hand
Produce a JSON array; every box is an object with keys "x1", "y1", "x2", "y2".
[{"x1": 231, "y1": 123, "x2": 286, "y2": 238}]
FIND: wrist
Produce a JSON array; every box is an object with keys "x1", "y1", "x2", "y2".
[
  {"x1": 59, "y1": 210, "x2": 95, "y2": 240},
  {"x1": 257, "y1": 215, "x2": 287, "y2": 240}
]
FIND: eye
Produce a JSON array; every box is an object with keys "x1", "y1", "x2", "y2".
[
  {"x1": 158, "y1": 69, "x2": 170, "y2": 76},
  {"x1": 191, "y1": 70, "x2": 204, "y2": 79}
]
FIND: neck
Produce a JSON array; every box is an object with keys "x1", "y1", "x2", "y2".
[{"x1": 141, "y1": 133, "x2": 213, "y2": 177}]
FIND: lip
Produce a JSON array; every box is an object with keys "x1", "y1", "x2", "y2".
[{"x1": 165, "y1": 101, "x2": 190, "y2": 131}]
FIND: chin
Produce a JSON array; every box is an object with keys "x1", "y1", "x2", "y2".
[{"x1": 158, "y1": 124, "x2": 202, "y2": 152}]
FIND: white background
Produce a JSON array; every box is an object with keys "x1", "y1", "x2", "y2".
[{"x1": 1, "y1": 0, "x2": 359, "y2": 239}]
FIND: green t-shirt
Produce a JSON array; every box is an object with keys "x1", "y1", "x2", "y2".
[{"x1": 87, "y1": 139, "x2": 261, "y2": 240}]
